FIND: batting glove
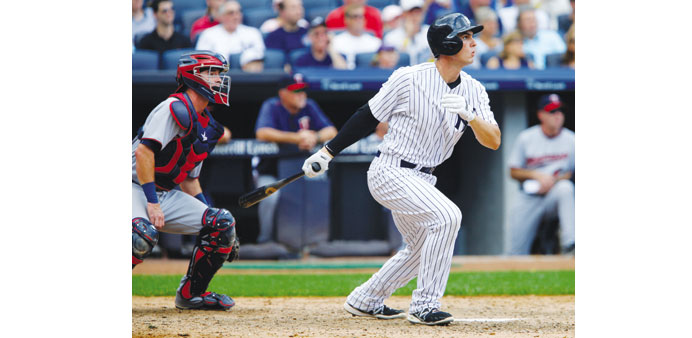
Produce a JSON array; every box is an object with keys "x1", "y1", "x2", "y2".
[
  {"x1": 441, "y1": 93, "x2": 475, "y2": 122},
  {"x1": 302, "y1": 147, "x2": 333, "y2": 178}
]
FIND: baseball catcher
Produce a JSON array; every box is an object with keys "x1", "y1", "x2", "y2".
[{"x1": 132, "y1": 50, "x2": 239, "y2": 310}]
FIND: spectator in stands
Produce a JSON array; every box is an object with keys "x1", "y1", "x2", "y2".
[
  {"x1": 326, "y1": 0, "x2": 384, "y2": 39},
  {"x1": 557, "y1": 0, "x2": 575, "y2": 38},
  {"x1": 260, "y1": 0, "x2": 310, "y2": 34},
  {"x1": 136, "y1": 0, "x2": 193, "y2": 54},
  {"x1": 381, "y1": 5, "x2": 403, "y2": 36},
  {"x1": 331, "y1": 4, "x2": 382, "y2": 69},
  {"x1": 293, "y1": 17, "x2": 348, "y2": 69},
  {"x1": 264, "y1": 0, "x2": 308, "y2": 58},
  {"x1": 195, "y1": 1, "x2": 265, "y2": 69},
  {"x1": 557, "y1": 24, "x2": 574, "y2": 68},
  {"x1": 498, "y1": 0, "x2": 550, "y2": 35},
  {"x1": 423, "y1": 0, "x2": 454, "y2": 26},
  {"x1": 507, "y1": 93, "x2": 575, "y2": 255},
  {"x1": 370, "y1": 45, "x2": 400, "y2": 69},
  {"x1": 240, "y1": 48, "x2": 264, "y2": 73},
  {"x1": 383, "y1": 0, "x2": 432, "y2": 66},
  {"x1": 485, "y1": 31, "x2": 533, "y2": 69},
  {"x1": 469, "y1": 6, "x2": 502, "y2": 68},
  {"x1": 132, "y1": 0, "x2": 156, "y2": 41},
  {"x1": 254, "y1": 74, "x2": 338, "y2": 246},
  {"x1": 516, "y1": 6, "x2": 566, "y2": 69},
  {"x1": 189, "y1": 0, "x2": 225, "y2": 43}
]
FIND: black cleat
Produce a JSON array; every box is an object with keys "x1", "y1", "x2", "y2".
[
  {"x1": 407, "y1": 308, "x2": 454, "y2": 326},
  {"x1": 175, "y1": 290, "x2": 235, "y2": 311},
  {"x1": 343, "y1": 301, "x2": 406, "y2": 319}
]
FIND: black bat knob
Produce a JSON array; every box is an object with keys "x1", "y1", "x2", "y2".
[{"x1": 311, "y1": 162, "x2": 321, "y2": 172}]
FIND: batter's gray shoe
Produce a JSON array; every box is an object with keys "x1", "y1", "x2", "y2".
[
  {"x1": 407, "y1": 308, "x2": 454, "y2": 326},
  {"x1": 343, "y1": 301, "x2": 406, "y2": 319},
  {"x1": 175, "y1": 290, "x2": 235, "y2": 311}
]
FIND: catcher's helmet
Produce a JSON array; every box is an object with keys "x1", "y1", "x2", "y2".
[
  {"x1": 427, "y1": 13, "x2": 483, "y2": 58},
  {"x1": 176, "y1": 51, "x2": 231, "y2": 106}
]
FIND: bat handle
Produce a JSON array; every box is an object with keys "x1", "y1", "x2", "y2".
[{"x1": 311, "y1": 162, "x2": 321, "y2": 172}]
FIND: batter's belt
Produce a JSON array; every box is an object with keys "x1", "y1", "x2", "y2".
[{"x1": 376, "y1": 151, "x2": 436, "y2": 174}]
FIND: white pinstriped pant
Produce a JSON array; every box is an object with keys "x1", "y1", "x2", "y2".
[{"x1": 346, "y1": 153, "x2": 462, "y2": 314}]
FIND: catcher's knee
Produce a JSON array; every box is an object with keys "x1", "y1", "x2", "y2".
[
  {"x1": 132, "y1": 217, "x2": 159, "y2": 267},
  {"x1": 200, "y1": 208, "x2": 238, "y2": 261}
]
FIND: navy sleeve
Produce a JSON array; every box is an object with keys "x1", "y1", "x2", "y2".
[
  {"x1": 325, "y1": 103, "x2": 379, "y2": 156},
  {"x1": 255, "y1": 99, "x2": 278, "y2": 131}
]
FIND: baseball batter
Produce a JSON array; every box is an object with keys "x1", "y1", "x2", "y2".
[
  {"x1": 132, "y1": 51, "x2": 239, "y2": 311},
  {"x1": 302, "y1": 13, "x2": 501, "y2": 325}
]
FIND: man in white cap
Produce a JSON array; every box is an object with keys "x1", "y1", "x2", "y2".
[{"x1": 381, "y1": 4, "x2": 403, "y2": 35}]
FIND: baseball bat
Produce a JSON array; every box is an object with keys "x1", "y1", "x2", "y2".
[{"x1": 238, "y1": 162, "x2": 321, "y2": 208}]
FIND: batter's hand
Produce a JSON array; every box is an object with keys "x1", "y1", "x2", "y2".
[
  {"x1": 147, "y1": 203, "x2": 165, "y2": 230},
  {"x1": 441, "y1": 93, "x2": 475, "y2": 122},
  {"x1": 302, "y1": 147, "x2": 333, "y2": 178}
]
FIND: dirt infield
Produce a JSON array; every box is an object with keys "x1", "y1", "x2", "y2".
[
  {"x1": 133, "y1": 256, "x2": 574, "y2": 337},
  {"x1": 133, "y1": 295, "x2": 574, "y2": 338}
]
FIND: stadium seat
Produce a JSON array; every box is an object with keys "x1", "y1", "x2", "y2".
[
  {"x1": 228, "y1": 53, "x2": 242, "y2": 69},
  {"x1": 181, "y1": 8, "x2": 206, "y2": 36},
  {"x1": 264, "y1": 48, "x2": 287, "y2": 69},
  {"x1": 132, "y1": 50, "x2": 160, "y2": 70},
  {"x1": 288, "y1": 48, "x2": 310, "y2": 67},
  {"x1": 237, "y1": 0, "x2": 272, "y2": 10},
  {"x1": 172, "y1": 0, "x2": 206, "y2": 13},
  {"x1": 302, "y1": 0, "x2": 336, "y2": 8},
  {"x1": 545, "y1": 52, "x2": 564, "y2": 68},
  {"x1": 306, "y1": 6, "x2": 333, "y2": 22},
  {"x1": 243, "y1": 8, "x2": 276, "y2": 29},
  {"x1": 396, "y1": 52, "x2": 410, "y2": 67},
  {"x1": 367, "y1": 0, "x2": 395, "y2": 10},
  {"x1": 161, "y1": 49, "x2": 196, "y2": 70},
  {"x1": 355, "y1": 52, "x2": 376, "y2": 68}
]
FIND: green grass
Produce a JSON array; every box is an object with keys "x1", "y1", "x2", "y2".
[{"x1": 133, "y1": 270, "x2": 574, "y2": 297}]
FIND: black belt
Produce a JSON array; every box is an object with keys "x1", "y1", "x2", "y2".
[{"x1": 376, "y1": 151, "x2": 435, "y2": 174}]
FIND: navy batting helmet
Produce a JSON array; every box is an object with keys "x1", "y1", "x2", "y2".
[
  {"x1": 427, "y1": 13, "x2": 483, "y2": 58},
  {"x1": 176, "y1": 51, "x2": 231, "y2": 106}
]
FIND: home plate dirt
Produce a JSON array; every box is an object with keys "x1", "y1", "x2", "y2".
[{"x1": 132, "y1": 294, "x2": 574, "y2": 337}]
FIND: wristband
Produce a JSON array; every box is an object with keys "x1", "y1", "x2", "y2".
[
  {"x1": 142, "y1": 182, "x2": 158, "y2": 204},
  {"x1": 195, "y1": 193, "x2": 208, "y2": 206}
]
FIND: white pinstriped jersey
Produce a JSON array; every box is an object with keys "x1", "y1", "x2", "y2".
[{"x1": 369, "y1": 62, "x2": 497, "y2": 168}]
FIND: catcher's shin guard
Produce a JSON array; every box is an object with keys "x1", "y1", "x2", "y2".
[
  {"x1": 176, "y1": 208, "x2": 237, "y2": 310},
  {"x1": 132, "y1": 218, "x2": 159, "y2": 269}
]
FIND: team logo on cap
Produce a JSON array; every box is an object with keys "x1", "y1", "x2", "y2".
[{"x1": 549, "y1": 94, "x2": 560, "y2": 103}]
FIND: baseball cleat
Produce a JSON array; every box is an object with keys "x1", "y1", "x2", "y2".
[
  {"x1": 175, "y1": 290, "x2": 235, "y2": 311},
  {"x1": 407, "y1": 308, "x2": 454, "y2": 326},
  {"x1": 343, "y1": 301, "x2": 406, "y2": 319}
]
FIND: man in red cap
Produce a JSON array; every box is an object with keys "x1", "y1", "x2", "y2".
[
  {"x1": 507, "y1": 93, "x2": 575, "y2": 255},
  {"x1": 253, "y1": 74, "x2": 338, "y2": 248}
]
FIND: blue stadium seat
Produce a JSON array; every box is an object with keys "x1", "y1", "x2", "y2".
[
  {"x1": 397, "y1": 52, "x2": 410, "y2": 67},
  {"x1": 228, "y1": 53, "x2": 242, "y2": 69},
  {"x1": 545, "y1": 52, "x2": 564, "y2": 68},
  {"x1": 237, "y1": 0, "x2": 272, "y2": 10},
  {"x1": 182, "y1": 8, "x2": 206, "y2": 37},
  {"x1": 243, "y1": 8, "x2": 276, "y2": 29},
  {"x1": 302, "y1": 0, "x2": 335, "y2": 8},
  {"x1": 306, "y1": 6, "x2": 333, "y2": 22},
  {"x1": 264, "y1": 48, "x2": 287, "y2": 69},
  {"x1": 355, "y1": 52, "x2": 376, "y2": 67},
  {"x1": 367, "y1": 0, "x2": 395, "y2": 10},
  {"x1": 289, "y1": 48, "x2": 310, "y2": 67},
  {"x1": 161, "y1": 49, "x2": 196, "y2": 70},
  {"x1": 133, "y1": 50, "x2": 160, "y2": 70},
  {"x1": 172, "y1": 0, "x2": 206, "y2": 13}
]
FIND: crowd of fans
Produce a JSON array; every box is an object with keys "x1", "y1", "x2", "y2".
[{"x1": 133, "y1": 0, "x2": 575, "y2": 71}]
